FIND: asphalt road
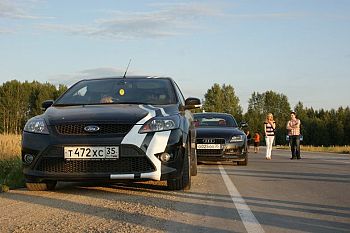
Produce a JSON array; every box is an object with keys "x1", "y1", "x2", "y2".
[{"x1": 1, "y1": 148, "x2": 350, "y2": 233}]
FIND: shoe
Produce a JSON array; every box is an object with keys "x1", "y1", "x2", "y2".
[
  {"x1": 290, "y1": 157, "x2": 296, "y2": 160},
  {"x1": 297, "y1": 157, "x2": 301, "y2": 160}
]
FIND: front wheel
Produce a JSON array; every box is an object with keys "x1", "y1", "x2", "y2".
[
  {"x1": 237, "y1": 156, "x2": 248, "y2": 166},
  {"x1": 190, "y1": 142, "x2": 198, "y2": 176},
  {"x1": 190, "y1": 153, "x2": 198, "y2": 176},
  {"x1": 26, "y1": 181, "x2": 57, "y2": 191},
  {"x1": 167, "y1": 149, "x2": 191, "y2": 190}
]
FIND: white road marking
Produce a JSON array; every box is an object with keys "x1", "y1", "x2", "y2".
[{"x1": 219, "y1": 165, "x2": 265, "y2": 233}]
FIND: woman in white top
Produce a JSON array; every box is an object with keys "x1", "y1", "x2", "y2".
[{"x1": 264, "y1": 113, "x2": 276, "y2": 160}]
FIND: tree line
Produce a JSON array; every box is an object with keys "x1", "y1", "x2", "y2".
[
  {"x1": 0, "y1": 80, "x2": 67, "y2": 134},
  {"x1": 1, "y1": 80, "x2": 349, "y2": 146},
  {"x1": 203, "y1": 83, "x2": 350, "y2": 146}
]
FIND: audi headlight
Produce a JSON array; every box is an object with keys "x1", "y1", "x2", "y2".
[
  {"x1": 139, "y1": 115, "x2": 179, "y2": 133},
  {"x1": 230, "y1": 135, "x2": 244, "y2": 142},
  {"x1": 24, "y1": 117, "x2": 49, "y2": 134}
]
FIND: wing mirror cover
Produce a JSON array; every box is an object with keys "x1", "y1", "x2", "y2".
[
  {"x1": 41, "y1": 100, "x2": 54, "y2": 111},
  {"x1": 184, "y1": 97, "x2": 201, "y2": 110}
]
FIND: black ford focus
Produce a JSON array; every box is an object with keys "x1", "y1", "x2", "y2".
[
  {"x1": 22, "y1": 76, "x2": 201, "y2": 191},
  {"x1": 194, "y1": 112, "x2": 248, "y2": 165}
]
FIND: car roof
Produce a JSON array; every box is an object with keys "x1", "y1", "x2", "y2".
[
  {"x1": 194, "y1": 112, "x2": 234, "y2": 117},
  {"x1": 80, "y1": 76, "x2": 174, "y2": 82}
]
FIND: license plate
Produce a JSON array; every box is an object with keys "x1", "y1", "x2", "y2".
[
  {"x1": 196, "y1": 144, "x2": 221, "y2": 149},
  {"x1": 64, "y1": 146, "x2": 119, "y2": 160}
]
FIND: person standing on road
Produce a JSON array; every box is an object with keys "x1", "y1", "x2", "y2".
[
  {"x1": 287, "y1": 111, "x2": 301, "y2": 160},
  {"x1": 264, "y1": 113, "x2": 276, "y2": 160},
  {"x1": 245, "y1": 130, "x2": 252, "y2": 151},
  {"x1": 253, "y1": 131, "x2": 260, "y2": 153}
]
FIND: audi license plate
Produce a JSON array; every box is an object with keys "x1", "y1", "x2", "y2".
[
  {"x1": 196, "y1": 144, "x2": 221, "y2": 149},
  {"x1": 64, "y1": 146, "x2": 119, "y2": 160}
]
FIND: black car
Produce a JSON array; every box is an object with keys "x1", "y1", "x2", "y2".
[
  {"x1": 194, "y1": 112, "x2": 248, "y2": 165},
  {"x1": 22, "y1": 76, "x2": 201, "y2": 191}
]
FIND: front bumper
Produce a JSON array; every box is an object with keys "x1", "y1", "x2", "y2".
[{"x1": 22, "y1": 129, "x2": 185, "y2": 183}]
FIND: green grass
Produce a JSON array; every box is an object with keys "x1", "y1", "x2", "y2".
[
  {"x1": 0, "y1": 134, "x2": 25, "y2": 192},
  {"x1": 0, "y1": 156, "x2": 25, "y2": 192},
  {"x1": 276, "y1": 145, "x2": 350, "y2": 154}
]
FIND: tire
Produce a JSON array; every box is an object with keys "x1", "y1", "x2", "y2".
[
  {"x1": 26, "y1": 181, "x2": 57, "y2": 191},
  {"x1": 190, "y1": 153, "x2": 198, "y2": 176},
  {"x1": 190, "y1": 141, "x2": 198, "y2": 176},
  {"x1": 167, "y1": 149, "x2": 191, "y2": 191},
  {"x1": 237, "y1": 157, "x2": 248, "y2": 166}
]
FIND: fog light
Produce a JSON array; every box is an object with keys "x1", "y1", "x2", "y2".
[
  {"x1": 24, "y1": 154, "x2": 34, "y2": 164},
  {"x1": 159, "y1": 153, "x2": 171, "y2": 162}
]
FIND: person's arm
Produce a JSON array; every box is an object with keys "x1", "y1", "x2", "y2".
[
  {"x1": 286, "y1": 121, "x2": 292, "y2": 130},
  {"x1": 289, "y1": 120, "x2": 300, "y2": 129},
  {"x1": 264, "y1": 122, "x2": 267, "y2": 135}
]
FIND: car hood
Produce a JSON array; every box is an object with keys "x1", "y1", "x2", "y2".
[
  {"x1": 44, "y1": 104, "x2": 179, "y2": 125},
  {"x1": 195, "y1": 127, "x2": 244, "y2": 139}
]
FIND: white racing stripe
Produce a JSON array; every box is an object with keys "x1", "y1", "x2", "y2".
[
  {"x1": 148, "y1": 104, "x2": 169, "y2": 116},
  {"x1": 121, "y1": 105, "x2": 155, "y2": 147},
  {"x1": 143, "y1": 130, "x2": 171, "y2": 180},
  {"x1": 116, "y1": 105, "x2": 171, "y2": 180},
  {"x1": 219, "y1": 165, "x2": 265, "y2": 233}
]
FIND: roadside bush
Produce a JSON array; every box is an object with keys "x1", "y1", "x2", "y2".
[{"x1": 0, "y1": 157, "x2": 24, "y2": 192}]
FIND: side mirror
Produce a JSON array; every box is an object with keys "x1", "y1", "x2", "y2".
[
  {"x1": 240, "y1": 122, "x2": 248, "y2": 128},
  {"x1": 41, "y1": 100, "x2": 54, "y2": 111},
  {"x1": 184, "y1": 97, "x2": 201, "y2": 110}
]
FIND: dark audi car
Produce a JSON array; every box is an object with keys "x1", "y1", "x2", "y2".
[
  {"x1": 194, "y1": 112, "x2": 248, "y2": 165},
  {"x1": 22, "y1": 76, "x2": 201, "y2": 191}
]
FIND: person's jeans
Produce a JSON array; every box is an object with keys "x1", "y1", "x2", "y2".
[
  {"x1": 290, "y1": 135, "x2": 301, "y2": 159},
  {"x1": 265, "y1": 136, "x2": 275, "y2": 158}
]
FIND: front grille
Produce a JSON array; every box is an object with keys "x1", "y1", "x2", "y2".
[
  {"x1": 55, "y1": 124, "x2": 133, "y2": 135},
  {"x1": 196, "y1": 138, "x2": 225, "y2": 156},
  {"x1": 35, "y1": 145, "x2": 154, "y2": 173},
  {"x1": 196, "y1": 138, "x2": 226, "y2": 144},
  {"x1": 224, "y1": 148, "x2": 242, "y2": 154},
  {"x1": 197, "y1": 149, "x2": 223, "y2": 156},
  {"x1": 36, "y1": 157, "x2": 155, "y2": 173}
]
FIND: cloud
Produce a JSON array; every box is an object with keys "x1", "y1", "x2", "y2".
[
  {"x1": 37, "y1": 2, "x2": 228, "y2": 40},
  {"x1": 230, "y1": 12, "x2": 303, "y2": 20},
  {"x1": 0, "y1": 27, "x2": 15, "y2": 34},
  {"x1": 0, "y1": 0, "x2": 45, "y2": 19},
  {"x1": 48, "y1": 67, "x2": 134, "y2": 87}
]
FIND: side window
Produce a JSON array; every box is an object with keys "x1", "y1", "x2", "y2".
[
  {"x1": 173, "y1": 82, "x2": 185, "y2": 106},
  {"x1": 73, "y1": 86, "x2": 87, "y2": 97}
]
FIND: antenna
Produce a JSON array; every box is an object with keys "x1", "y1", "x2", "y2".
[{"x1": 123, "y1": 59, "x2": 132, "y2": 79}]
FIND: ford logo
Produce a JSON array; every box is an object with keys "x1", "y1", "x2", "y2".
[
  {"x1": 203, "y1": 138, "x2": 215, "y2": 144},
  {"x1": 84, "y1": 125, "x2": 100, "y2": 133}
]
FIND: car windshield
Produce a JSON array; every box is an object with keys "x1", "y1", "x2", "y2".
[
  {"x1": 54, "y1": 78, "x2": 177, "y2": 105},
  {"x1": 193, "y1": 114, "x2": 238, "y2": 128}
]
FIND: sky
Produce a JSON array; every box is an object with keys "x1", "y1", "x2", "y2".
[{"x1": 0, "y1": 0, "x2": 349, "y2": 112}]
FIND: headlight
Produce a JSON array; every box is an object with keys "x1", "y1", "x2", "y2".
[
  {"x1": 24, "y1": 117, "x2": 49, "y2": 134},
  {"x1": 230, "y1": 135, "x2": 244, "y2": 142},
  {"x1": 139, "y1": 115, "x2": 179, "y2": 133}
]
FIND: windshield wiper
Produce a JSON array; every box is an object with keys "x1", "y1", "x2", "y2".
[
  {"x1": 53, "y1": 103, "x2": 85, "y2": 106},
  {"x1": 113, "y1": 101, "x2": 151, "y2": 105}
]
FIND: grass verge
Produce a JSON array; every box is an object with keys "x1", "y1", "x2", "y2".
[
  {"x1": 0, "y1": 134, "x2": 24, "y2": 192},
  {"x1": 276, "y1": 145, "x2": 350, "y2": 154},
  {"x1": 0, "y1": 157, "x2": 25, "y2": 192}
]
